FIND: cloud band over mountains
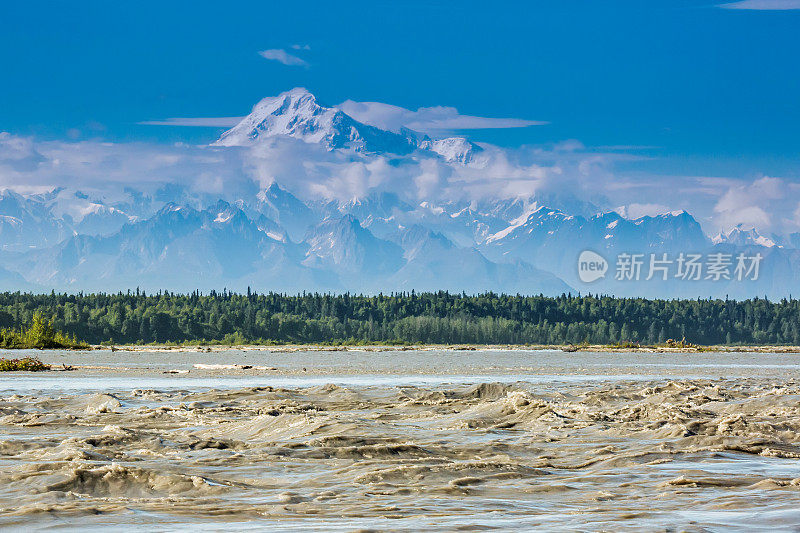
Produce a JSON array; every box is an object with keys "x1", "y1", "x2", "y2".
[
  {"x1": 1, "y1": 126, "x2": 798, "y2": 238},
  {"x1": 337, "y1": 101, "x2": 547, "y2": 134},
  {"x1": 140, "y1": 98, "x2": 546, "y2": 133}
]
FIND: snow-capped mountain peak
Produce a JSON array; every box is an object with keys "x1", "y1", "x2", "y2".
[
  {"x1": 417, "y1": 136, "x2": 483, "y2": 164},
  {"x1": 213, "y1": 88, "x2": 417, "y2": 154},
  {"x1": 213, "y1": 88, "x2": 483, "y2": 163},
  {"x1": 713, "y1": 224, "x2": 777, "y2": 248},
  {"x1": 215, "y1": 88, "x2": 335, "y2": 147}
]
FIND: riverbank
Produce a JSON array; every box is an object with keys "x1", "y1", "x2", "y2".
[
  {"x1": 81, "y1": 343, "x2": 800, "y2": 354},
  {"x1": 13, "y1": 346, "x2": 800, "y2": 382},
  {"x1": 7, "y1": 343, "x2": 799, "y2": 374}
]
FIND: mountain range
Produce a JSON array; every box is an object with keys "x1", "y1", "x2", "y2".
[{"x1": 0, "y1": 88, "x2": 797, "y2": 299}]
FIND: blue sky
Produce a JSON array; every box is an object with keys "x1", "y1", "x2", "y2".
[{"x1": 0, "y1": 0, "x2": 798, "y2": 179}]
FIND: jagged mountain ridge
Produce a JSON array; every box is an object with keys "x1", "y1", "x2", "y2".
[
  {"x1": 0, "y1": 181, "x2": 796, "y2": 297},
  {"x1": 0, "y1": 193, "x2": 574, "y2": 294}
]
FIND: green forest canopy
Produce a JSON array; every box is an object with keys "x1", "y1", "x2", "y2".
[{"x1": 0, "y1": 290, "x2": 796, "y2": 346}]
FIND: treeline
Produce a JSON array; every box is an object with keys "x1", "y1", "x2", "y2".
[{"x1": 0, "y1": 290, "x2": 797, "y2": 346}]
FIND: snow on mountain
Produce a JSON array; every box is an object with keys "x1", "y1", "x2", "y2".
[
  {"x1": 480, "y1": 208, "x2": 713, "y2": 295},
  {"x1": 311, "y1": 195, "x2": 506, "y2": 246},
  {"x1": 213, "y1": 88, "x2": 484, "y2": 164},
  {"x1": 0, "y1": 173, "x2": 796, "y2": 297},
  {"x1": 484, "y1": 206, "x2": 578, "y2": 247},
  {"x1": 337, "y1": 191, "x2": 413, "y2": 221},
  {"x1": 319, "y1": 191, "x2": 414, "y2": 239},
  {"x1": 0, "y1": 195, "x2": 576, "y2": 294},
  {"x1": 254, "y1": 182, "x2": 317, "y2": 241},
  {"x1": 0, "y1": 189, "x2": 74, "y2": 250},
  {"x1": 354, "y1": 199, "x2": 508, "y2": 248},
  {"x1": 445, "y1": 206, "x2": 508, "y2": 245},
  {"x1": 713, "y1": 224, "x2": 777, "y2": 248},
  {"x1": 302, "y1": 215, "x2": 405, "y2": 279},
  {"x1": 485, "y1": 208, "x2": 708, "y2": 254},
  {"x1": 73, "y1": 205, "x2": 134, "y2": 236},
  {"x1": 475, "y1": 196, "x2": 532, "y2": 223},
  {"x1": 416, "y1": 136, "x2": 483, "y2": 164},
  {"x1": 35, "y1": 188, "x2": 136, "y2": 235},
  {"x1": 630, "y1": 211, "x2": 707, "y2": 248},
  {"x1": 214, "y1": 88, "x2": 418, "y2": 154},
  {"x1": 5, "y1": 201, "x2": 316, "y2": 292}
]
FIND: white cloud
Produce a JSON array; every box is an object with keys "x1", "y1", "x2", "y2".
[
  {"x1": 138, "y1": 117, "x2": 242, "y2": 127},
  {"x1": 291, "y1": 44, "x2": 311, "y2": 50},
  {"x1": 0, "y1": 132, "x2": 603, "y2": 209},
  {"x1": 141, "y1": 94, "x2": 544, "y2": 133},
  {"x1": 0, "y1": 132, "x2": 46, "y2": 172},
  {"x1": 2, "y1": 131, "x2": 798, "y2": 239},
  {"x1": 258, "y1": 49, "x2": 308, "y2": 67},
  {"x1": 615, "y1": 203, "x2": 673, "y2": 220},
  {"x1": 712, "y1": 176, "x2": 800, "y2": 234},
  {"x1": 0, "y1": 133, "x2": 251, "y2": 198},
  {"x1": 719, "y1": 0, "x2": 800, "y2": 9},
  {"x1": 337, "y1": 100, "x2": 547, "y2": 134}
]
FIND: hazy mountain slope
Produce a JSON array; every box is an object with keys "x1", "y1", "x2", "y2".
[{"x1": 389, "y1": 225, "x2": 572, "y2": 294}]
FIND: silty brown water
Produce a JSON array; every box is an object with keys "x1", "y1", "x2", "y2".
[{"x1": 1, "y1": 349, "x2": 799, "y2": 531}]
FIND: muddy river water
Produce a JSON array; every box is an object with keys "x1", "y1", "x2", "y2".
[{"x1": 1, "y1": 349, "x2": 800, "y2": 531}]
